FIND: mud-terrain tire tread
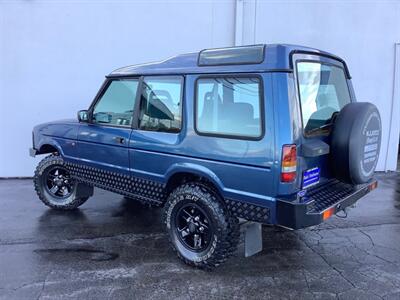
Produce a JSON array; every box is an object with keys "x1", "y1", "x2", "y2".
[
  {"x1": 163, "y1": 182, "x2": 239, "y2": 269},
  {"x1": 34, "y1": 154, "x2": 88, "y2": 210}
]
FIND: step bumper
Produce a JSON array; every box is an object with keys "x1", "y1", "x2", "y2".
[{"x1": 276, "y1": 179, "x2": 378, "y2": 229}]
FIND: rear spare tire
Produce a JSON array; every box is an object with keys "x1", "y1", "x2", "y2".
[{"x1": 331, "y1": 102, "x2": 381, "y2": 184}]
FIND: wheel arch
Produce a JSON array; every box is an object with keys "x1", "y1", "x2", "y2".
[
  {"x1": 36, "y1": 139, "x2": 64, "y2": 156},
  {"x1": 165, "y1": 163, "x2": 225, "y2": 197}
]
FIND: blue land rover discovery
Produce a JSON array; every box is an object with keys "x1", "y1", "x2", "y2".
[{"x1": 30, "y1": 44, "x2": 381, "y2": 268}]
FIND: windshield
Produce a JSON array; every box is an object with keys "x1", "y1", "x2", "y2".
[{"x1": 297, "y1": 61, "x2": 351, "y2": 135}]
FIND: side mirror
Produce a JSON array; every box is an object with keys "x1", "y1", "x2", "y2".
[{"x1": 77, "y1": 110, "x2": 89, "y2": 122}]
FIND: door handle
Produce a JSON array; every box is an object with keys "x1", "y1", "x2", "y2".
[{"x1": 114, "y1": 136, "x2": 125, "y2": 144}]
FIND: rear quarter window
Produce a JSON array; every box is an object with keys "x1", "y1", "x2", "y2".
[{"x1": 195, "y1": 76, "x2": 262, "y2": 139}]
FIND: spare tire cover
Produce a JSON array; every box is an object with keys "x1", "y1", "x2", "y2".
[{"x1": 331, "y1": 102, "x2": 381, "y2": 184}]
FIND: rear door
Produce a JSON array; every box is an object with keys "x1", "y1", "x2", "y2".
[
  {"x1": 293, "y1": 54, "x2": 353, "y2": 188},
  {"x1": 76, "y1": 78, "x2": 139, "y2": 175}
]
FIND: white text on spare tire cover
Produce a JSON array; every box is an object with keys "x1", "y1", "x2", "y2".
[{"x1": 360, "y1": 111, "x2": 380, "y2": 177}]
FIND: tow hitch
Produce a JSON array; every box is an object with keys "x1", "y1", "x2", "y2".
[{"x1": 335, "y1": 204, "x2": 356, "y2": 218}]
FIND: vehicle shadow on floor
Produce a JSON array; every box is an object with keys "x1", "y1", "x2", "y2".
[{"x1": 34, "y1": 196, "x2": 310, "y2": 276}]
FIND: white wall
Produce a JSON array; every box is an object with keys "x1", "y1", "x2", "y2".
[
  {"x1": 1, "y1": 0, "x2": 399, "y2": 176},
  {"x1": 243, "y1": 0, "x2": 400, "y2": 171},
  {"x1": 0, "y1": 0, "x2": 235, "y2": 177}
]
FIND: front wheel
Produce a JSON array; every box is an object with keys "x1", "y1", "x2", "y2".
[
  {"x1": 33, "y1": 155, "x2": 91, "y2": 210},
  {"x1": 163, "y1": 182, "x2": 239, "y2": 269}
]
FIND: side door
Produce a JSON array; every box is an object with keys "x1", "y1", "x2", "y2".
[{"x1": 76, "y1": 78, "x2": 139, "y2": 176}]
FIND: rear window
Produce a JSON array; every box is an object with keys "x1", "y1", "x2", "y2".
[
  {"x1": 195, "y1": 77, "x2": 262, "y2": 139},
  {"x1": 297, "y1": 62, "x2": 351, "y2": 135}
]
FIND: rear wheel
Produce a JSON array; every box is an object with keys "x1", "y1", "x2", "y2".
[
  {"x1": 163, "y1": 182, "x2": 239, "y2": 269},
  {"x1": 34, "y1": 155, "x2": 90, "y2": 210}
]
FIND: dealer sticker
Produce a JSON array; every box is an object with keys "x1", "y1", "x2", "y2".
[{"x1": 302, "y1": 167, "x2": 320, "y2": 188}]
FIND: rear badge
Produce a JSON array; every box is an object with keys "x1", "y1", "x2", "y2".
[
  {"x1": 302, "y1": 167, "x2": 320, "y2": 189},
  {"x1": 298, "y1": 189, "x2": 307, "y2": 197}
]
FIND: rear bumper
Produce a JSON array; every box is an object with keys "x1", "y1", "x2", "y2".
[{"x1": 276, "y1": 179, "x2": 378, "y2": 229}]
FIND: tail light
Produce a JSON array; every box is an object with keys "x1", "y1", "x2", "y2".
[{"x1": 281, "y1": 144, "x2": 297, "y2": 182}]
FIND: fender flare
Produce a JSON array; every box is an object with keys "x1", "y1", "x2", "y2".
[
  {"x1": 165, "y1": 163, "x2": 225, "y2": 196},
  {"x1": 37, "y1": 138, "x2": 65, "y2": 156}
]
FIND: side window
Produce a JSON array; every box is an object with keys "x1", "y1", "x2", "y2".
[
  {"x1": 92, "y1": 79, "x2": 138, "y2": 127},
  {"x1": 196, "y1": 77, "x2": 262, "y2": 138},
  {"x1": 139, "y1": 76, "x2": 183, "y2": 133}
]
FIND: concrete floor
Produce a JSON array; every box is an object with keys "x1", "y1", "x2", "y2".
[{"x1": 0, "y1": 174, "x2": 399, "y2": 300}]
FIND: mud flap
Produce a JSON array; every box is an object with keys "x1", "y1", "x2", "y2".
[{"x1": 240, "y1": 221, "x2": 262, "y2": 257}]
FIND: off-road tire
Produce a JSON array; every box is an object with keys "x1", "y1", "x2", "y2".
[
  {"x1": 163, "y1": 182, "x2": 239, "y2": 269},
  {"x1": 34, "y1": 155, "x2": 89, "y2": 210}
]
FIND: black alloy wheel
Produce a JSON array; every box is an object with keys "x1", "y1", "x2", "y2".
[
  {"x1": 44, "y1": 166, "x2": 75, "y2": 199},
  {"x1": 175, "y1": 203, "x2": 213, "y2": 252}
]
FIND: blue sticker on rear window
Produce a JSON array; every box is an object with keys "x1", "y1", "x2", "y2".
[{"x1": 302, "y1": 167, "x2": 320, "y2": 188}]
